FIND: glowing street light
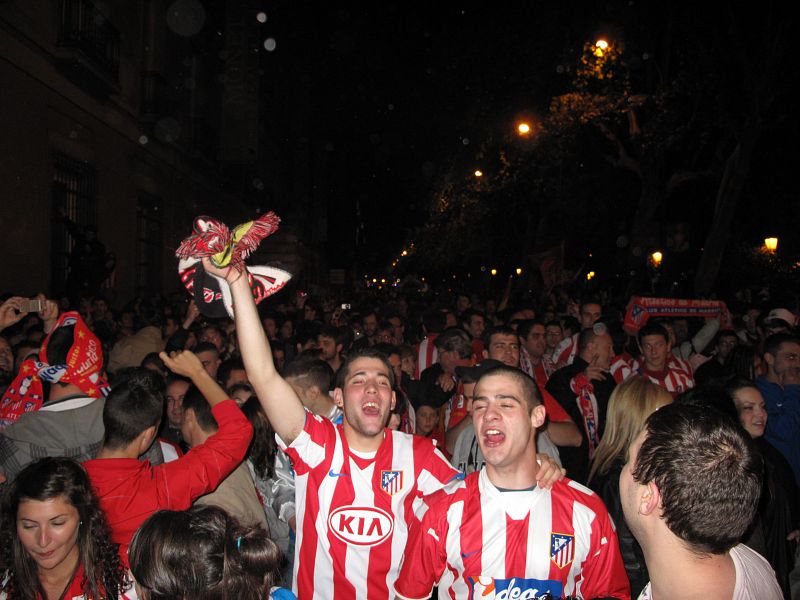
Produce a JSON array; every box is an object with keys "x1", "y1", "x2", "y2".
[
  {"x1": 401, "y1": 249, "x2": 408, "y2": 256},
  {"x1": 650, "y1": 251, "x2": 663, "y2": 267},
  {"x1": 594, "y1": 39, "x2": 609, "y2": 57},
  {"x1": 586, "y1": 271, "x2": 596, "y2": 281},
  {"x1": 474, "y1": 169, "x2": 483, "y2": 178},
  {"x1": 764, "y1": 237, "x2": 778, "y2": 253},
  {"x1": 515, "y1": 267, "x2": 523, "y2": 275},
  {"x1": 490, "y1": 268, "x2": 498, "y2": 276},
  {"x1": 517, "y1": 122, "x2": 531, "y2": 135}
]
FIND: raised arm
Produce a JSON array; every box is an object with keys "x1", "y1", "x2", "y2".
[
  {"x1": 160, "y1": 349, "x2": 228, "y2": 407},
  {"x1": 205, "y1": 258, "x2": 306, "y2": 444}
]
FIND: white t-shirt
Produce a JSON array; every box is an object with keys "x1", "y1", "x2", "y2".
[{"x1": 637, "y1": 543, "x2": 782, "y2": 600}]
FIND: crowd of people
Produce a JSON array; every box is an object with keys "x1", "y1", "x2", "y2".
[{"x1": 0, "y1": 263, "x2": 799, "y2": 599}]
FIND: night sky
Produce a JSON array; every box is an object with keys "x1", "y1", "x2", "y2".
[{"x1": 196, "y1": 2, "x2": 799, "y2": 277}]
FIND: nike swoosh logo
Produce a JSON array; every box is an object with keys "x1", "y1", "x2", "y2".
[
  {"x1": 461, "y1": 550, "x2": 479, "y2": 558},
  {"x1": 328, "y1": 469, "x2": 348, "y2": 477}
]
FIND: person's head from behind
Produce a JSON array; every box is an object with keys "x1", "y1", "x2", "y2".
[
  {"x1": 0, "y1": 457, "x2": 124, "y2": 599},
  {"x1": 102, "y1": 368, "x2": 165, "y2": 455},
  {"x1": 284, "y1": 356, "x2": 334, "y2": 410},
  {"x1": 471, "y1": 366, "x2": 545, "y2": 474},
  {"x1": 180, "y1": 386, "x2": 218, "y2": 448},
  {"x1": 588, "y1": 376, "x2": 672, "y2": 482},
  {"x1": 129, "y1": 505, "x2": 282, "y2": 600},
  {"x1": 333, "y1": 347, "x2": 396, "y2": 448},
  {"x1": 621, "y1": 402, "x2": 762, "y2": 556},
  {"x1": 141, "y1": 352, "x2": 166, "y2": 378}
]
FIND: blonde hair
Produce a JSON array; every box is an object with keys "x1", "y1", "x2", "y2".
[{"x1": 588, "y1": 376, "x2": 672, "y2": 483}]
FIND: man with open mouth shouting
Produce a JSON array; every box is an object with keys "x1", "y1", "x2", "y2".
[{"x1": 395, "y1": 364, "x2": 630, "y2": 600}]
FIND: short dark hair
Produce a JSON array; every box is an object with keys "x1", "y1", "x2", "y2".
[
  {"x1": 632, "y1": 402, "x2": 762, "y2": 555},
  {"x1": 335, "y1": 346, "x2": 395, "y2": 389},
  {"x1": 193, "y1": 342, "x2": 219, "y2": 357},
  {"x1": 763, "y1": 333, "x2": 800, "y2": 358},
  {"x1": 283, "y1": 356, "x2": 334, "y2": 392},
  {"x1": 460, "y1": 309, "x2": 486, "y2": 327},
  {"x1": 218, "y1": 358, "x2": 245, "y2": 388},
  {"x1": 517, "y1": 319, "x2": 545, "y2": 340},
  {"x1": 637, "y1": 322, "x2": 669, "y2": 345},
  {"x1": 422, "y1": 310, "x2": 446, "y2": 335},
  {"x1": 102, "y1": 369, "x2": 165, "y2": 449},
  {"x1": 182, "y1": 386, "x2": 218, "y2": 433},
  {"x1": 475, "y1": 365, "x2": 542, "y2": 412},
  {"x1": 483, "y1": 325, "x2": 516, "y2": 348}
]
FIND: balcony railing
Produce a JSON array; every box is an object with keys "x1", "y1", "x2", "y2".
[{"x1": 57, "y1": 0, "x2": 120, "y2": 81}]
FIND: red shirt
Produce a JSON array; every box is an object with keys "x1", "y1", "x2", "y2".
[{"x1": 84, "y1": 400, "x2": 252, "y2": 565}]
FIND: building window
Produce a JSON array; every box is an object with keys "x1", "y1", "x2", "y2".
[
  {"x1": 136, "y1": 193, "x2": 163, "y2": 295},
  {"x1": 51, "y1": 153, "x2": 97, "y2": 298}
]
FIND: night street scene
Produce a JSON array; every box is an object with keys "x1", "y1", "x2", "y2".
[{"x1": 1, "y1": 2, "x2": 799, "y2": 599}]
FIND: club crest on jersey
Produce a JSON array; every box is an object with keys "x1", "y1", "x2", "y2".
[
  {"x1": 380, "y1": 469, "x2": 403, "y2": 495},
  {"x1": 328, "y1": 505, "x2": 394, "y2": 547},
  {"x1": 550, "y1": 532, "x2": 575, "y2": 569},
  {"x1": 469, "y1": 575, "x2": 564, "y2": 599}
]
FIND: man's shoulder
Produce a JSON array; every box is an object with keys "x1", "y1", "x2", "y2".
[{"x1": 551, "y1": 477, "x2": 609, "y2": 513}]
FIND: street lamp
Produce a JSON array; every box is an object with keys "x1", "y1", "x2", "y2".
[
  {"x1": 490, "y1": 268, "x2": 497, "y2": 276},
  {"x1": 517, "y1": 122, "x2": 531, "y2": 135},
  {"x1": 594, "y1": 39, "x2": 609, "y2": 57},
  {"x1": 764, "y1": 237, "x2": 778, "y2": 253},
  {"x1": 650, "y1": 251, "x2": 663, "y2": 267},
  {"x1": 474, "y1": 169, "x2": 483, "y2": 178},
  {"x1": 515, "y1": 267, "x2": 523, "y2": 275}
]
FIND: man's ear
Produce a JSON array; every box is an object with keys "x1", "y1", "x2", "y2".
[
  {"x1": 482, "y1": 349, "x2": 488, "y2": 359},
  {"x1": 332, "y1": 387, "x2": 344, "y2": 408},
  {"x1": 137, "y1": 425, "x2": 158, "y2": 455},
  {"x1": 763, "y1": 352, "x2": 775, "y2": 368},
  {"x1": 639, "y1": 481, "x2": 661, "y2": 516},
  {"x1": 390, "y1": 390, "x2": 397, "y2": 412},
  {"x1": 530, "y1": 404, "x2": 547, "y2": 429}
]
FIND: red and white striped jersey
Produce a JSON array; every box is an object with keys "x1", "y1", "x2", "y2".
[
  {"x1": 629, "y1": 358, "x2": 695, "y2": 395},
  {"x1": 554, "y1": 333, "x2": 579, "y2": 367},
  {"x1": 520, "y1": 346, "x2": 556, "y2": 387},
  {"x1": 279, "y1": 411, "x2": 461, "y2": 600},
  {"x1": 609, "y1": 355, "x2": 632, "y2": 384},
  {"x1": 415, "y1": 334, "x2": 439, "y2": 379},
  {"x1": 395, "y1": 469, "x2": 630, "y2": 600}
]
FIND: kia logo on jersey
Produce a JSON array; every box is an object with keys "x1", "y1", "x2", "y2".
[
  {"x1": 328, "y1": 505, "x2": 394, "y2": 547},
  {"x1": 469, "y1": 576, "x2": 564, "y2": 599}
]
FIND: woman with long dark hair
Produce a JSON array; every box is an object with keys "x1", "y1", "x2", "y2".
[{"x1": 0, "y1": 457, "x2": 128, "y2": 600}]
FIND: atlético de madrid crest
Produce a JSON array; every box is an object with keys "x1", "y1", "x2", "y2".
[
  {"x1": 381, "y1": 470, "x2": 403, "y2": 495},
  {"x1": 550, "y1": 532, "x2": 575, "y2": 569}
]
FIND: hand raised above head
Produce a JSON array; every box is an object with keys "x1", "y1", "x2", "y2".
[
  {"x1": 160, "y1": 349, "x2": 206, "y2": 379},
  {"x1": 201, "y1": 257, "x2": 244, "y2": 286},
  {"x1": 0, "y1": 297, "x2": 26, "y2": 331}
]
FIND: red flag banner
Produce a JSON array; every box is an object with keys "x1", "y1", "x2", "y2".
[{"x1": 623, "y1": 297, "x2": 732, "y2": 334}]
